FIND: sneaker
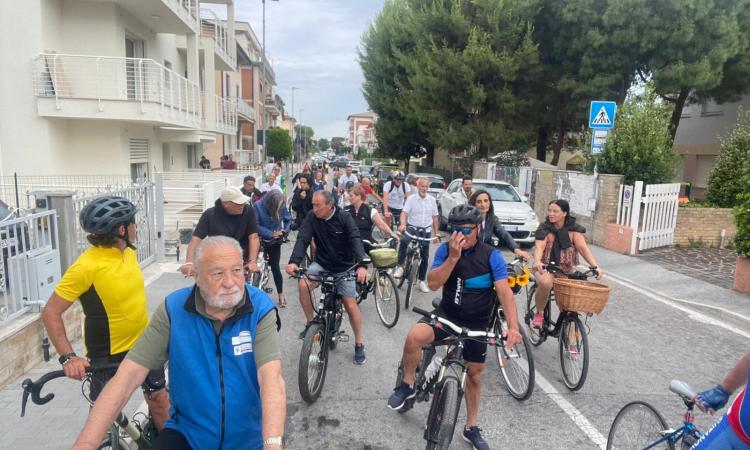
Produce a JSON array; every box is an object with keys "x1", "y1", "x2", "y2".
[
  {"x1": 393, "y1": 266, "x2": 404, "y2": 278},
  {"x1": 532, "y1": 313, "x2": 544, "y2": 329},
  {"x1": 298, "y1": 322, "x2": 312, "y2": 340},
  {"x1": 354, "y1": 344, "x2": 366, "y2": 365},
  {"x1": 387, "y1": 382, "x2": 416, "y2": 410},
  {"x1": 462, "y1": 426, "x2": 490, "y2": 450},
  {"x1": 418, "y1": 280, "x2": 430, "y2": 293}
]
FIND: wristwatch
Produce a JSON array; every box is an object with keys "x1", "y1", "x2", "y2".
[
  {"x1": 58, "y1": 352, "x2": 77, "y2": 365},
  {"x1": 263, "y1": 436, "x2": 283, "y2": 447}
]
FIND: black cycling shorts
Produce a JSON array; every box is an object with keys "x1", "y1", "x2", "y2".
[
  {"x1": 88, "y1": 352, "x2": 166, "y2": 401},
  {"x1": 418, "y1": 308, "x2": 491, "y2": 364}
]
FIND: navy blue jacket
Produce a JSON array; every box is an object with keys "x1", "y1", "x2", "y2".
[{"x1": 255, "y1": 195, "x2": 292, "y2": 241}]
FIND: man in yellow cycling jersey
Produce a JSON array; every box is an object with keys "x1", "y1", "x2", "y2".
[{"x1": 41, "y1": 196, "x2": 169, "y2": 429}]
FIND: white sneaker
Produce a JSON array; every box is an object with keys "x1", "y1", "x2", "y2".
[
  {"x1": 419, "y1": 281, "x2": 430, "y2": 293},
  {"x1": 393, "y1": 266, "x2": 404, "y2": 278}
]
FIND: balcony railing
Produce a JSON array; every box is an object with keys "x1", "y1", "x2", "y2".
[
  {"x1": 202, "y1": 93, "x2": 237, "y2": 133},
  {"x1": 235, "y1": 98, "x2": 256, "y2": 121},
  {"x1": 232, "y1": 149, "x2": 262, "y2": 166},
  {"x1": 32, "y1": 53, "x2": 201, "y2": 126},
  {"x1": 200, "y1": 8, "x2": 236, "y2": 69},
  {"x1": 264, "y1": 95, "x2": 280, "y2": 116}
]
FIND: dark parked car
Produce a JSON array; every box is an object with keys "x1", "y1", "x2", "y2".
[{"x1": 373, "y1": 164, "x2": 401, "y2": 194}]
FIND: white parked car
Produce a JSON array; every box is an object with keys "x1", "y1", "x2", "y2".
[{"x1": 438, "y1": 178, "x2": 539, "y2": 245}]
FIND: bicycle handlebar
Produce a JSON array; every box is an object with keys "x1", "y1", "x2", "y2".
[
  {"x1": 404, "y1": 230, "x2": 439, "y2": 242},
  {"x1": 20, "y1": 363, "x2": 121, "y2": 417},
  {"x1": 362, "y1": 236, "x2": 398, "y2": 249},
  {"x1": 291, "y1": 263, "x2": 363, "y2": 282},
  {"x1": 670, "y1": 380, "x2": 697, "y2": 403},
  {"x1": 543, "y1": 262, "x2": 598, "y2": 279},
  {"x1": 412, "y1": 307, "x2": 500, "y2": 341}
]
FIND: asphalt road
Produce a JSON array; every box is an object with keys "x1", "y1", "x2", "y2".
[
  {"x1": 274, "y1": 240, "x2": 744, "y2": 450},
  {"x1": 2, "y1": 238, "x2": 743, "y2": 450}
]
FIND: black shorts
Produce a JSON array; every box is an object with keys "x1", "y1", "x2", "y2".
[
  {"x1": 418, "y1": 308, "x2": 491, "y2": 364},
  {"x1": 88, "y1": 352, "x2": 166, "y2": 402}
]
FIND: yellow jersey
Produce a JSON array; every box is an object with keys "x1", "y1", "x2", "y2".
[{"x1": 54, "y1": 246, "x2": 148, "y2": 358}]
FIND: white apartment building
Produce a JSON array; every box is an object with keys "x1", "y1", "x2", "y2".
[
  {"x1": 346, "y1": 111, "x2": 377, "y2": 152},
  {"x1": 0, "y1": 0, "x2": 262, "y2": 180}
]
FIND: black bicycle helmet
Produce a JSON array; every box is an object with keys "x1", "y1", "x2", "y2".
[
  {"x1": 448, "y1": 204, "x2": 482, "y2": 225},
  {"x1": 79, "y1": 196, "x2": 137, "y2": 235},
  {"x1": 345, "y1": 181, "x2": 355, "y2": 189}
]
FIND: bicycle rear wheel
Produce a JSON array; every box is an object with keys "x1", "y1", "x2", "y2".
[
  {"x1": 559, "y1": 314, "x2": 589, "y2": 391},
  {"x1": 374, "y1": 271, "x2": 400, "y2": 328},
  {"x1": 606, "y1": 401, "x2": 674, "y2": 450},
  {"x1": 298, "y1": 323, "x2": 328, "y2": 404},
  {"x1": 398, "y1": 252, "x2": 412, "y2": 289},
  {"x1": 424, "y1": 375, "x2": 462, "y2": 450},
  {"x1": 495, "y1": 320, "x2": 535, "y2": 401}
]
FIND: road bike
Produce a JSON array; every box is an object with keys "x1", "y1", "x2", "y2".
[
  {"x1": 20, "y1": 363, "x2": 157, "y2": 449},
  {"x1": 606, "y1": 380, "x2": 703, "y2": 449},
  {"x1": 359, "y1": 237, "x2": 401, "y2": 328},
  {"x1": 393, "y1": 303, "x2": 526, "y2": 449},
  {"x1": 397, "y1": 227, "x2": 439, "y2": 309},
  {"x1": 524, "y1": 262, "x2": 599, "y2": 391},
  {"x1": 293, "y1": 263, "x2": 363, "y2": 404}
]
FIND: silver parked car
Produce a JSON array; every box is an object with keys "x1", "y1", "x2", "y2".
[{"x1": 438, "y1": 178, "x2": 539, "y2": 245}]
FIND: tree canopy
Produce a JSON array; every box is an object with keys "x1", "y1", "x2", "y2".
[{"x1": 266, "y1": 127, "x2": 292, "y2": 161}]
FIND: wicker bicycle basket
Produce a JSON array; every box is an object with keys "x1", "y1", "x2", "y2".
[
  {"x1": 369, "y1": 248, "x2": 398, "y2": 269},
  {"x1": 553, "y1": 278, "x2": 611, "y2": 314}
]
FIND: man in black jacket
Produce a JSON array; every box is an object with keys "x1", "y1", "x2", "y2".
[
  {"x1": 286, "y1": 190, "x2": 369, "y2": 365},
  {"x1": 290, "y1": 174, "x2": 313, "y2": 229}
]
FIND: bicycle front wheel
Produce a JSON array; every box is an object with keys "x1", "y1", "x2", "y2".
[
  {"x1": 495, "y1": 321, "x2": 535, "y2": 401},
  {"x1": 606, "y1": 401, "x2": 674, "y2": 450},
  {"x1": 424, "y1": 375, "x2": 462, "y2": 450},
  {"x1": 525, "y1": 283, "x2": 543, "y2": 346},
  {"x1": 374, "y1": 271, "x2": 400, "y2": 328},
  {"x1": 404, "y1": 256, "x2": 420, "y2": 310},
  {"x1": 559, "y1": 314, "x2": 589, "y2": 391},
  {"x1": 298, "y1": 322, "x2": 328, "y2": 404}
]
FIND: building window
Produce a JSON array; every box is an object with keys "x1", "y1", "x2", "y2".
[{"x1": 163, "y1": 60, "x2": 172, "y2": 90}]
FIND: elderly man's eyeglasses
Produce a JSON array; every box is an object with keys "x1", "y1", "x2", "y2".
[{"x1": 453, "y1": 226, "x2": 476, "y2": 235}]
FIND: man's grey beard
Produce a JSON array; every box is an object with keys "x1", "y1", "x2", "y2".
[{"x1": 203, "y1": 286, "x2": 243, "y2": 309}]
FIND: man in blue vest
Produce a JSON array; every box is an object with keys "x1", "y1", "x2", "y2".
[{"x1": 71, "y1": 236, "x2": 286, "y2": 450}]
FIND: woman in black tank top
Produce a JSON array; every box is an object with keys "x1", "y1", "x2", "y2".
[{"x1": 346, "y1": 185, "x2": 398, "y2": 251}]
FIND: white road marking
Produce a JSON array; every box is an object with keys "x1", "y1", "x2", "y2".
[{"x1": 606, "y1": 272, "x2": 750, "y2": 341}]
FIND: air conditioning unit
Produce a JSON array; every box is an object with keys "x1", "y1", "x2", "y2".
[{"x1": 8, "y1": 248, "x2": 61, "y2": 305}]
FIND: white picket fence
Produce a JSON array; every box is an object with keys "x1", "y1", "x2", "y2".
[{"x1": 617, "y1": 181, "x2": 681, "y2": 253}]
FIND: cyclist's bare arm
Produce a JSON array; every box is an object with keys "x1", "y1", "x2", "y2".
[
  {"x1": 532, "y1": 239, "x2": 546, "y2": 272},
  {"x1": 571, "y1": 232, "x2": 602, "y2": 278},
  {"x1": 494, "y1": 278, "x2": 522, "y2": 348},
  {"x1": 258, "y1": 360, "x2": 286, "y2": 447},
  {"x1": 247, "y1": 232, "x2": 260, "y2": 271},
  {"x1": 399, "y1": 211, "x2": 408, "y2": 231},
  {"x1": 372, "y1": 211, "x2": 396, "y2": 237},
  {"x1": 432, "y1": 215, "x2": 440, "y2": 242},
  {"x1": 42, "y1": 293, "x2": 90, "y2": 380},
  {"x1": 382, "y1": 191, "x2": 390, "y2": 216},
  {"x1": 71, "y1": 359, "x2": 149, "y2": 450},
  {"x1": 719, "y1": 351, "x2": 750, "y2": 394}
]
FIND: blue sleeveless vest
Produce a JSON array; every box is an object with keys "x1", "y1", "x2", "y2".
[{"x1": 164, "y1": 284, "x2": 276, "y2": 450}]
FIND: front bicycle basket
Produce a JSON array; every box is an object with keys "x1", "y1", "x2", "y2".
[
  {"x1": 553, "y1": 278, "x2": 610, "y2": 314},
  {"x1": 370, "y1": 248, "x2": 398, "y2": 268}
]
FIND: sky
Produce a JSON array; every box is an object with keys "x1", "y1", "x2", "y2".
[{"x1": 211, "y1": 0, "x2": 386, "y2": 140}]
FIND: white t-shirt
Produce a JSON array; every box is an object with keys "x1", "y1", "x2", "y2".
[
  {"x1": 403, "y1": 193, "x2": 438, "y2": 228},
  {"x1": 339, "y1": 174, "x2": 359, "y2": 187},
  {"x1": 383, "y1": 181, "x2": 411, "y2": 209},
  {"x1": 260, "y1": 182, "x2": 282, "y2": 193}
]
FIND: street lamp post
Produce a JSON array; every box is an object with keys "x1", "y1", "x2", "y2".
[
  {"x1": 291, "y1": 86, "x2": 298, "y2": 162},
  {"x1": 261, "y1": 0, "x2": 278, "y2": 164},
  {"x1": 298, "y1": 108, "x2": 305, "y2": 163}
]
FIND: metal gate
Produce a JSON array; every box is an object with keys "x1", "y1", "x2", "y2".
[
  {"x1": 73, "y1": 181, "x2": 158, "y2": 266},
  {"x1": 617, "y1": 181, "x2": 680, "y2": 253}
]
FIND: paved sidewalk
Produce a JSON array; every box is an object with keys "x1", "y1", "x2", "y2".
[
  {"x1": 591, "y1": 245, "x2": 750, "y2": 325},
  {"x1": 638, "y1": 246, "x2": 737, "y2": 290},
  {"x1": 0, "y1": 265, "x2": 192, "y2": 450}
]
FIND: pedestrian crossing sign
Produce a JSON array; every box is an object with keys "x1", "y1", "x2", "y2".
[{"x1": 589, "y1": 101, "x2": 617, "y2": 130}]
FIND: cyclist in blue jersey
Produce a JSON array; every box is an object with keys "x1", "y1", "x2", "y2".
[
  {"x1": 692, "y1": 351, "x2": 750, "y2": 449},
  {"x1": 387, "y1": 205, "x2": 522, "y2": 450}
]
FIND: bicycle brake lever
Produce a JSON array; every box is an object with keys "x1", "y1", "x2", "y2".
[{"x1": 20, "y1": 379, "x2": 31, "y2": 417}]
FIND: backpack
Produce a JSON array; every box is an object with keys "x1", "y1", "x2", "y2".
[{"x1": 388, "y1": 181, "x2": 405, "y2": 194}]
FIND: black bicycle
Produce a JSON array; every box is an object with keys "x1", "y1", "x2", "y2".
[
  {"x1": 249, "y1": 238, "x2": 278, "y2": 293},
  {"x1": 360, "y1": 237, "x2": 401, "y2": 328},
  {"x1": 524, "y1": 262, "x2": 598, "y2": 391},
  {"x1": 294, "y1": 263, "x2": 364, "y2": 404},
  {"x1": 20, "y1": 363, "x2": 158, "y2": 449},
  {"x1": 397, "y1": 227, "x2": 439, "y2": 309},
  {"x1": 393, "y1": 305, "x2": 518, "y2": 449}
]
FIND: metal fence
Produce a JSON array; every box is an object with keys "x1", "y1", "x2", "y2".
[
  {"x1": 0, "y1": 174, "x2": 133, "y2": 210},
  {"x1": 0, "y1": 210, "x2": 59, "y2": 325},
  {"x1": 73, "y1": 182, "x2": 158, "y2": 266}
]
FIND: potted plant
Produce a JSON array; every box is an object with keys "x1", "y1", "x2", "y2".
[{"x1": 734, "y1": 168, "x2": 750, "y2": 294}]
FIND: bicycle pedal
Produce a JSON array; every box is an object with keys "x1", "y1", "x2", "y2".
[
  {"x1": 263, "y1": 288, "x2": 273, "y2": 294},
  {"x1": 337, "y1": 332, "x2": 350, "y2": 343}
]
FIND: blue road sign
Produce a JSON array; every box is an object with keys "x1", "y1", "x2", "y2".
[
  {"x1": 589, "y1": 101, "x2": 617, "y2": 129},
  {"x1": 591, "y1": 129, "x2": 609, "y2": 155}
]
